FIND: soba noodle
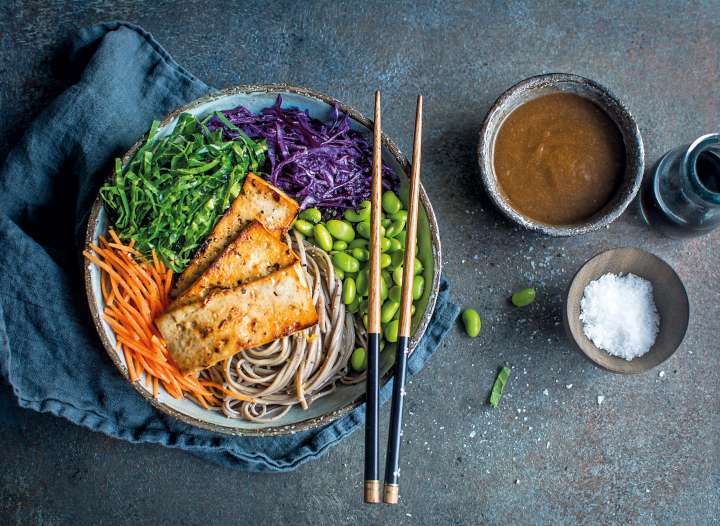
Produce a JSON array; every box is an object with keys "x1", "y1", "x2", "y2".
[{"x1": 201, "y1": 231, "x2": 366, "y2": 422}]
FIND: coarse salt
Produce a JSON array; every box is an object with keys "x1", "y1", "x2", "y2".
[{"x1": 580, "y1": 273, "x2": 660, "y2": 361}]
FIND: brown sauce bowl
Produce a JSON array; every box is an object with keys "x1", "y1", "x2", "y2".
[{"x1": 478, "y1": 73, "x2": 644, "y2": 236}]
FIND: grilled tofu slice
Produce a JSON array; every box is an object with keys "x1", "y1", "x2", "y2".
[
  {"x1": 169, "y1": 221, "x2": 298, "y2": 310},
  {"x1": 172, "y1": 173, "x2": 299, "y2": 297},
  {"x1": 157, "y1": 262, "x2": 318, "y2": 374}
]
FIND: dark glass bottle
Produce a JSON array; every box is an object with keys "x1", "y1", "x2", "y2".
[{"x1": 640, "y1": 133, "x2": 720, "y2": 238}]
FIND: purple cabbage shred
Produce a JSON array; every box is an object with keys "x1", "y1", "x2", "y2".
[{"x1": 207, "y1": 95, "x2": 398, "y2": 216}]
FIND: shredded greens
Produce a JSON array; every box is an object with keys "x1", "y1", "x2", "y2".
[
  {"x1": 489, "y1": 366, "x2": 511, "y2": 408},
  {"x1": 100, "y1": 112, "x2": 267, "y2": 272}
]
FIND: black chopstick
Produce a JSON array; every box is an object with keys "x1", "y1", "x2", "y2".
[
  {"x1": 383, "y1": 95, "x2": 423, "y2": 504},
  {"x1": 363, "y1": 89, "x2": 382, "y2": 504}
]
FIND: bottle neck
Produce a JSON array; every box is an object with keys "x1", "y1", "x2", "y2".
[{"x1": 684, "y1": 133, "x2": 720, "y2": 206}]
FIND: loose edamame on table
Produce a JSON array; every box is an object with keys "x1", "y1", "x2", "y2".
[{"x1": 292, "y1": 192, "x2": 422, "y2": 350}]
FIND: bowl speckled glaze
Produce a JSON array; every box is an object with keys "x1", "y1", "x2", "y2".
[
  {"x1": 478, "y1": 73, "x2": 645, "y2": 236},
  {"x1": 84, "y1": 84, "x2": 442, "y2": 436}
]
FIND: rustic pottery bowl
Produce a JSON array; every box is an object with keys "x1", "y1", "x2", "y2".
[
  {"x1": 563, "y1": 248, "x2": 689, "y2": 374},
  {"x1": 84, "y1": 84, "x2": 442, "y2": 436},
  {"x1": 478, "y1": 73, "x2": 645, "y2": 236}
]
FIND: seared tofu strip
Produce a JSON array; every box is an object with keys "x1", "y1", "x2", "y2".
[
  {"x1": 169, "y1": 221, "x2": 297, "y2": 310},
  {"x1": 156, "y1": 262, "x2": 318, "y2": 374},
  {"x1": 172, "y1": 173, "x2": 299, "y2": 297}
]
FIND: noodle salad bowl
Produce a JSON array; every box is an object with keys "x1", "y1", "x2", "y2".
[{"x1": 84, "y1": 85, "x2": 442, "y2": 436}]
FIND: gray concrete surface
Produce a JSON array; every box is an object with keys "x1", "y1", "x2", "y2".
[{"x1": 1, "y1": 1, "x2": 718, "y2": 525}]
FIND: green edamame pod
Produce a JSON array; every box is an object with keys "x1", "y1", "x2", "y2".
[
  {"x1": 412, "y1": 275, "x2": 425, "y2": 300},
  {"x1": 342, "y1": 277, "x2": 357, "y2": 305},
  {"x1": 511, "y1": 287, "x2": 536, "y2": 307},
  {"x1": 350, "y1": 347, "x2": 367, "y2": 372},
  {"x1": 461, "y1": 308, "x2": 481, "y2": 337},
  {"x1": 298, "y1": 207, "x2": 322, "y2": 223},
  {"x1": 326, "y1": 219, "x2": 355, "y2": 242},
  {"x1": 380, "y1": 253, "x2": 392, "y2": 269},
  {"x1": 381, "y1": 301, "x2": 400, "y2": 324},
  {"x1": 389, "y1": 285, "x2": 402, "y2": 303},
  {"x1": 384, "y1": 319, "x2": 399, "y2": 343},
  {"x1": 382, "y1": 191, "x2": 402, "y2": 214},
  {"x1": 293, "y1": 219, "x2": 314, "y2": 236},
  {"x1": 333, "y1": 240, "x2": 348, "y2": 251},
  {"x1": 348, "y1": 238, "x2": 368, "y2": 249},
  {"x1": 332, "y1": 252, "x2": 360, "y2": 273},
  {"x1": 313, "y1": 224, "x2": 333, "y2": 252}
]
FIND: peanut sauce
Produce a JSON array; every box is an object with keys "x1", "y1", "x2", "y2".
[{"x1": 494, "y1": 92, "x2": 625, "y2": 225}]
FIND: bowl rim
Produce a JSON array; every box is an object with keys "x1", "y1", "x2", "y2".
[
  {"x1": 83, "y1": 83, "x2": 443, "y2": 436},
  {"x1": 562, "y1": 247, "x2": 689, "y2": 374},
  {"x1": 477, "y1": 72, "x2": 645, "y2": 236}
]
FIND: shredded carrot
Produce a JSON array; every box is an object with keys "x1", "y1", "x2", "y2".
[{"x1": 84, "y1": 231, "x2": 217, "y2": 406}]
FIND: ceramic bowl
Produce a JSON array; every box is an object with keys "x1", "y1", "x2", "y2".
[
  {"x1": 563, "y1": 248, "x2": 689, "y2": 373},
  {"x1": 84, "y1": 84, "x2": 442, "y2": 435},
  {"x1": 478, "y1": 73, "x2": 645, "y2": 236}
]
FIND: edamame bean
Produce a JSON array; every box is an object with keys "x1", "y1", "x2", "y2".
[
  {"x1": 350, "y1": 347, "x2": 367, "y2": 372},
  {"x1": 313, "y1": 224, "x2": 333, "y2": 251},
  {"x1": 360, "y1": 200, "x2": 371, "y2": 209},
  {"x1": 381, "y1": 218, "x2": 392, "y2": 228},
  {"x1": 380, "y1": 275, "x2": 389, "y2": 301},
  {"x1": 326, "y1": 219, "x2": 355, "y2": 242},
  {"x1": 382, "y1": 191, "x2": 402, "y2": 214},
  {"x1": 392, "y1": 266, "x2": 404, "y2": 286},
  {"x1": 357, "y1": 221, "x2": 371, "y2": 239},
  {"x1": 385, "y1": 219, "x2": 406, "y2": 238},
  {"x1": 347, "y1": 296, "x2": 361, "y2": 314},
  {"x1": 381, "y1": 301, "x2": 400, "y2": 324},
  {"x1": 363, "y1": 314, "x2": 369, "y2": 330},
  {"x1": 333, "y1": 240, "x2": 348, "y2": 251},
  {"x1": 351, "y1": 247, "x2": 369, "y2": 261},
  {"x1": 298, "y1": 207, "x2": 322, "y2": 223},
  {"x1": 349, "y1": 238, "x2": 368, "y2": 249},
  {"x1": 380, "y1": 237, "x2": 391, "y2": 252},
  {"x1": 334, "y1": 267, "x2": 345, "y2": 280},
  {"x1": 461, "y1": 308, "x2": 482, "y2": 337},
  {"x1": 359, "y1": 299, "x2": 368, "y2": 314},
  {"x1": 388, "y1": 238, "x2": 402, "y2": 252},
  {"x1": 389, "y1": 285, "x2": 402, "y2": 303},
  {"x1": 511, "y1": 287, "x2": 536, "y2": 307},
  {"x1": 380, "y1": 253, "x2": 392, "y2": 269},
  {"x1": 412, "y1": 275, "x2": 425, "y2": 300},
  {"x1": 356, "y1": 269, "x2": 368, "y2": 296},
  {"x1": 344, "y1": 207, "x2": 371, "y2": 222},
  {"x1": 414, "y1": 257, "x2": 423, "y2": 274},
  {"x1": 390, "y1": 251, "x2": 404, "y2": 269},
  {"x1": 392, "y1": 210, "x2": 408, "y2": 222},
  {"x1": 332, "y1": 252, "x2": 360, "y2": 273},
  {"x1": 342, "y1": 277, "x2": 357, "y2": 305},
  {"x1": 384, "y1": 319, "x2": 399, "y2": 343},
  {"x1": 397, "y1": 230, "x2": 407, "y2": 249},
  {"x1": 293, "y1": 219, "x2": 314, "y2": 236}
]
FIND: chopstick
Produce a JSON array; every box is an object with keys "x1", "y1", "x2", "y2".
[
  {"x1": 363, "y1": 89, "x2": 383, "y2": 504},
  {"x1": 383, "y1": 95, "x2": 423, "y2": 505}
]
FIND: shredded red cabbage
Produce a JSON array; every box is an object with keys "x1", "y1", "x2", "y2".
[{"x1": 207, "y1": 96, "x2": 398, "y2": 215}]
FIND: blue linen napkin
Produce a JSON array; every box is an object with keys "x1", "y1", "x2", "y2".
[{"x1": 0, "y1": 21, "x2": 459, "y2": 472}]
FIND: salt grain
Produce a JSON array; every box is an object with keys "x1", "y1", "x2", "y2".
[{"x1": 580, "y1": 273, "x2": 660, "y2": 361}]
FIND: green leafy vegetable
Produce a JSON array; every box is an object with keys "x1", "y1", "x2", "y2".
[
  {"x1": 489, "y1": 366, "x2": 511, "y2": 408},
  {"x1": 100, "y1": 112, "x2": 267, "y2": 272}
]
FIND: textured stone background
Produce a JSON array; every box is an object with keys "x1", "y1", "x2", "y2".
[{"x1": 1, "y1": 1, "x2": 718, "y2": 525}]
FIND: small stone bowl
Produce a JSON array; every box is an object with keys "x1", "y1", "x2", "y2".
[
  {"x1": 563, "y1": 248, "x2": 689, "y2": 374},
  {"x1": 478, "y1": 73, "x2": 645, "y2": 236}
]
